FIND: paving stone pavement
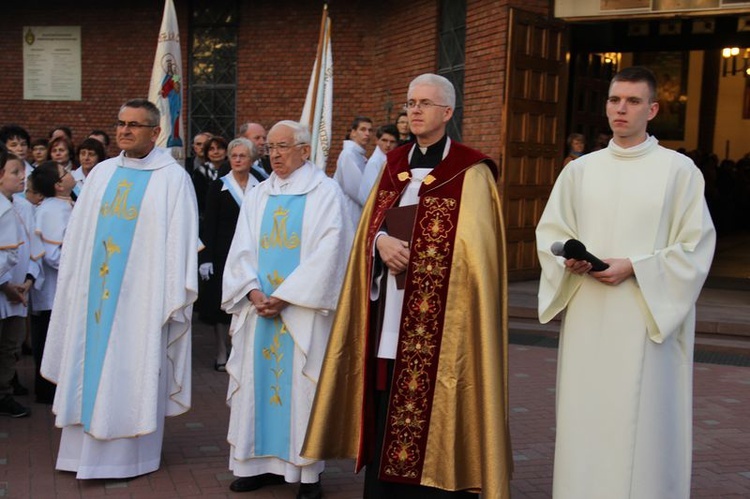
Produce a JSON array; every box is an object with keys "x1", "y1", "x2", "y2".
[{"x1": 2, "y1": 313, "x2": 749, "y2": 498}]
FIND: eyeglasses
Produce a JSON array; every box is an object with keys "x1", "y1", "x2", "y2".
[
  {"x1": 229, "y1": 153, "x2": 251, "y2": 160},
  {"x1": 57, "y1": 165, "x2": 72, "y2": 182},
  {"x1": 267, "y1": 142, "x2": 307, "y2": 153},
  {"x1": 115, "y1": 121, "x2": 158, "y2": 130},
  {"x1": 403, "y1": 100, "x2": 450, "y2": 111}
]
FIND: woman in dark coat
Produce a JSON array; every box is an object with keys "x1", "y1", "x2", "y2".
[{"x1": 198, "y1": 137, "x2": 261, "y2": 370}]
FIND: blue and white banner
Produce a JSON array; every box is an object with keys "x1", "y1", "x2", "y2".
[
  {"x1": 300, "y1": 5, "x2": 333, "y2": 170},
  {"x1": 148, "y1": 0, "x2": 185, "y2": 162}
]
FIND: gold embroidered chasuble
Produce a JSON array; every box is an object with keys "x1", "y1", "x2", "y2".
[{"x1": 302, "y1": 143, "x2": 512, "y2": 498}]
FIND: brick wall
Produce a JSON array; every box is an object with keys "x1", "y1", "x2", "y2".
[
  {"x1": 0, "y1": 0, "x2": 179, "y2": 158},
  {"x1": 0, "y1": 1, "x2": 552, "y2": 170}
]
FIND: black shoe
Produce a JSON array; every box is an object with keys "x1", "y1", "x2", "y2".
[
  {"x1": 0, "y1": 395, "x2": 30, "y2": 418},
  {"x1": 297, "y1": 481, "x2": 322, "y2": 499},
  {"x1": 11, "y1": 372, "x2": 29, "y2": 396},
  {"x1": 229, "y1": 473, "x2": 285, "y2": 492}
]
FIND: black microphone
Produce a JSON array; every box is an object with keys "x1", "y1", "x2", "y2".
[{"x1": 550, "y1": 239, "x2": 610, "y2": 271}]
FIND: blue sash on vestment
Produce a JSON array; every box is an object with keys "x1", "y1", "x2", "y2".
[
  {"x1": 82, "y1": 167, "x2": 153, "y2": 431},
  {"x1": 253, "y1": 194, "x2": 306, "y2": 459},
  {"x1": 220, "y1": 174, "x2": 244, "y2": 207}
]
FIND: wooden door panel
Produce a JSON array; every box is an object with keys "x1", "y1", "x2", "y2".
[{"x1": 501, "y1": 8, "x2": 567, "y2": 280}]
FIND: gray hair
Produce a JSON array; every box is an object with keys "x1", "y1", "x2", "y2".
[
  {"x1": 408, "y1": 73, "x2": 456, "y2": 109},
  {"x1": 227, "y1": 137, "x2": 258, "y2": 161},
  {"x1": 270, "y1": 120, "x2": 311, "y2": 145},
  {"x1": 120, "y1": 98, "x2": 160, "y2": 126}
]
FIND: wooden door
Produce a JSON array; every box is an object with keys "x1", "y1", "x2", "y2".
[{"x1": 501, "y1": 8, "x2": 568, "y2": 280}]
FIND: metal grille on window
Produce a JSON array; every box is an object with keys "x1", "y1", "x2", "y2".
[
  {"x1": 438, "y1": 0, "x2": 466, "y2": 142},
  {"x1": 189, "y1": 0, "x2": 238, "y2": 141}
]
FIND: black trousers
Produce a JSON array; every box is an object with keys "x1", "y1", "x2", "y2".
[{"x1": 30, "y1": 311, "x2": 56, "y2": 404}]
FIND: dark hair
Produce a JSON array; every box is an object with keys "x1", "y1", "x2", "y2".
[
  {"x1": 48, "y1": 126, "x2": 73, "y2": 141},
  {"x1": 121, "y1": 98, "x2": 160, "y2": 125},
  {"x1": 48, "y1": 136, "x2": 75, "y2": 163},
  {"x1": 611, "y1": 66, "x2": 658, "y2": 102},
  {"x1": 0, "y1": 124, "x2": 31, "y2": 145},
  {"x1": 396, "y1": 110, "x2": 408, "y2": 121},
  {"x1": 202, "y1": 136, "x2": 228, "y2": 159},
  {"x1": 88, "y1": 129, "x2": 111, "y2": 147},
  {"x1": 377, "y1": 124, "x2": 399, "y2": 140},
  {"x1": 0, "y1": 150, "x2": 21, "y2": 172},
  {"x1": 31, "y1": 138, "x2": 49, "y2": 148},
  {"x1": 29, "y1": 161, "x2": 62, "y2": 198},
  {"x1": 350, "y1": 116, "x2": 373, "y2": 131},
  {"x1": 77, "y1": 137, "x2": 107, "y2": 164}
]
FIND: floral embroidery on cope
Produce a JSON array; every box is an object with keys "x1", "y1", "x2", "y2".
[
  {"x1": 383, "y1": 196, "x2": 458, "y2": 480},
  {"x1": 367, "y1": 190, "x2": 399, "y2": 248}
]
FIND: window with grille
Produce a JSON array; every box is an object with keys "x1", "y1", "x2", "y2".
[
  {"x1": 188, "y1": 0, "x2": 238, "y2": 141},
  {"x1": 438, "y1": 0, "x2": 466, "y2": 142}
]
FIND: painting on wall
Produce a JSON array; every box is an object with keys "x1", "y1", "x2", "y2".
[{"x1": 635, "y1": 52, "x2": 689, "y2": 140}]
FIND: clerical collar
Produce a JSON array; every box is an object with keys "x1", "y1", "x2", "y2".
[{"x1": 410, "y1": 135, "x2": 448, "y2": 169}]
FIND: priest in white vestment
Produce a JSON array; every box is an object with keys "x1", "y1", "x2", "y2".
[
  {"x1": 222, "y1": 120, "x2": 352, "y2": 498},
  {"x1": 333, "y1": 117, "x2": 371, "y2": 227},
  {"x1": 41, "y1": 99, "x2": 199, "y2": 479},
  {"x1": 536, "y1": 66, "x2": 716, "y2": 499}
]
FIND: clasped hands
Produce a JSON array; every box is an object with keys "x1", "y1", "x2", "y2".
[
  {"x1": 248, "y1": 289, "x2": 288, "y2": 318},
  {"x1": 376, "y1": 234, "x2": 410, "y2": 275},
  {"x1": 564, "y1": 257, "x2": 634, "y2": 286}
]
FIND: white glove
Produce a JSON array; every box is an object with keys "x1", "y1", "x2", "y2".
[{"x1": 199, "y1": 262, "x2": 214, "y2": 281}]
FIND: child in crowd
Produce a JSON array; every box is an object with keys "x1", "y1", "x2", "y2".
[
  {"x1": 0, "y1": 151, "x2": 38, "y2": 418},
  {"x1": 29, "y1": 161, "x2": 75, "y2": 404}
]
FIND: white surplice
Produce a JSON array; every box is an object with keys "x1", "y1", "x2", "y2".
[
  {"x1": 536, "y1": 136, "x2": 716, "y2": 499},
  {"x1": 0, "y1": 196, "x2": 42, "y2": 319},
  {"x1": 357, "y1": 145, "x2": 386, "y2": 206},
  {"x1": 333, "y1": 139, "x2": 367, "y2": 227},
  {"x1": 41, "y1": 148, "x2": 200, "y2": 479},
  {"x1": 222, "y1": 161, "x2": 353, "y2": 482}
]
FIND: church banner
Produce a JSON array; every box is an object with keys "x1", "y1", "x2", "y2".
[
  {"x1": 148, "y1": 0, "x2": 185, "y2": 162},
  {"x1": 300, "y1": 4, "x2": 333, "y2": 170}
]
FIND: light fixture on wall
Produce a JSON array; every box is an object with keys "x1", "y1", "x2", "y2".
[
  {"x1": 721, "y1": 47, "x2": 750, "y2": 77},
  {"x1": 596, "y1": 52, "x2": 620, "y2": 74}
]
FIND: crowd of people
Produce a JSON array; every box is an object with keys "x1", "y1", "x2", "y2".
[{"x1": 0, "y1": 67, "x2": 720, "y2": 499}]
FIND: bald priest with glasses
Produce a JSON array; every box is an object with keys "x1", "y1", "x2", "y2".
[{"x1": 303, "y1": 73, "x2": 512, "y2": 498}]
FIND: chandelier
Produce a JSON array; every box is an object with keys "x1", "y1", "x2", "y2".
[{"x1": 722, "y1": 47, "x2": 750, "y2": 77}]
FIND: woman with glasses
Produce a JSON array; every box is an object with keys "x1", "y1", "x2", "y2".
[{"x1": 198, "y1": 138, "x2": 260, "y2": 371}]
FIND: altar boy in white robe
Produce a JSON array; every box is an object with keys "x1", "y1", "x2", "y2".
[
  {"x1": 536, "y1": 66, "x2": 716, "y2": 499},
  {"x1": 222, "y1": 120, "x2": 352, "y2": 499},
  {"x1": 41, "y1": 99, "x2": 200, "y2": 479}
]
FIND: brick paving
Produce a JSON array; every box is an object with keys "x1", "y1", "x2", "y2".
[{"x1": 2, "y1": 299, "x2": 750, "y2": 498}]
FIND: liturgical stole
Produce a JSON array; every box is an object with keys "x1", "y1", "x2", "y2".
[
  {"x1": 253, "y1": 194, "x2": 306, "y2": 459},
  {"x1": 82, "y1": 167, "x2": 153, "y2": 431}
]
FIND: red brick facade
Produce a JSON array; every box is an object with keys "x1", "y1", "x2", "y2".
[{"x1": 0, "y1": 1, "x2": 552, "y2": 167}]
